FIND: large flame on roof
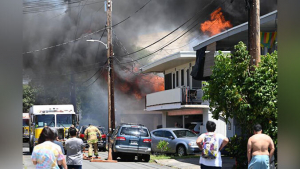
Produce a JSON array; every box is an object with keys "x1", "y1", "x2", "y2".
[{"x1": 200, "y1": 7, "x2": 232, "y2": 36}]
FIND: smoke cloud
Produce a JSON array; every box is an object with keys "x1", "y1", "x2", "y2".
[{"x1": 23, "y1": 0, "x2": 277, "y2": 130}]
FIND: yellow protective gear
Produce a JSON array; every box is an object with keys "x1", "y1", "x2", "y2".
[{"x1": 84, "y1": 125, "x2": 102, "y2": 157}]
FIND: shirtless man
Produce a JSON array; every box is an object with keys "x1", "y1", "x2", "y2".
[{"x1": 247, "y1": 124, "x2": 275, "y2": 169}]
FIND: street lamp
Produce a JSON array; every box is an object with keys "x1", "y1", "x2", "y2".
[{"x1": 86, "y1": 39, "x2": 108, "y2": 49}]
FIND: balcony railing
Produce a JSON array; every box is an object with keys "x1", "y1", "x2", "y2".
[{"x1": 145, "y1": 87, "x2": 203, "y2": 108}]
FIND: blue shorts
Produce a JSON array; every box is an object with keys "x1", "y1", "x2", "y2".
[{"x1": 248, "y1": 155, "x2": 269, "y2": 169}]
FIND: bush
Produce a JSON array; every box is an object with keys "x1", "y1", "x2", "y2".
[{"x1": 156, "y1": 140, "x2": 170, "y2": 154}]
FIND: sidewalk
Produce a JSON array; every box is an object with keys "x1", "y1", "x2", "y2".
[{"x1": 155, "y1": 157, "x2": 235, "y2": 169}]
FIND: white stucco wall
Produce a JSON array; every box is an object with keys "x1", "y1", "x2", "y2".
[{"x1": 201, "y1": 109, "x2": 227, "y2": 137}]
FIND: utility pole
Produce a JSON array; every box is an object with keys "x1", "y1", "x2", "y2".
[
  {"x1": 106, "y1": 0, "x2": 115, "y2": 161},
  {"x1": 248, "y1": 0, "x2": 260, "y2": 67}
]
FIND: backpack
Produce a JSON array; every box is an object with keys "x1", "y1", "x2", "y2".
[{"x1": 201, "y1": 133, "x2": 218, "y2": 159}]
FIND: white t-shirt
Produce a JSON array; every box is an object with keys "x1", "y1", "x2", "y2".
[{"x1": 199, "y1": 132, "x2": 225, "y2": 167}]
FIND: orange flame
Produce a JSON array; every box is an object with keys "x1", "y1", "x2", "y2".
[
  {"x1": 200, "y1": 8, "x2": 232, "y2": 36},
  {"x1": 119, "y1": 83, "x2": 130, "y2": 93},
  {"x1": 133, "y1": 90, "x2": 143, "y2": 100},
  {"x1": 146, "y1": 75, "x2": 164, "y2": 92}
]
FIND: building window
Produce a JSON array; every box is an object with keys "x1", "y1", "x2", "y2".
[
  {"x1": 164, "y1": 73, "x2": 172, "y2": 90},
  {"x1": 186, "y1": 69, "x2": 190, "y2": 87},
  {"x1": 176, "y1": 71, "x2": 179, "y2": 87},
  {"x1": 173, "y1": 73, "x2": 175, "y2": 89},
  {"x1": 181, "y1": 69, "x2": 184, "y2": 86}
]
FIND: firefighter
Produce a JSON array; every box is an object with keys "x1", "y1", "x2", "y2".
[{"x1": 84, "y1": 124, "x2": 102, "y2": 158}]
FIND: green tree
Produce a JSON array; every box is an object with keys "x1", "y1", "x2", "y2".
[
  {"x1": 202, "y1": 42, "x2": 277, "y2": 168},
  {"x1": 23, "y1": 85, "x2": 36, "y2": 112}
]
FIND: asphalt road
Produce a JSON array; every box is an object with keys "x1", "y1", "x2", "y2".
[{"x1": 23, "y1": 146, "x2": 172, "y2": 169}]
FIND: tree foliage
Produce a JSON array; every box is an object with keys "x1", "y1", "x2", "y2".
[
  {"x1": 23, "y1": 85, "x2": 36, "y2": 112},
  {"x1": 202, "y1": 42, "x2": 277, "y2": 167}
]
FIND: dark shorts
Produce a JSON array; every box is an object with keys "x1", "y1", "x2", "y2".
[
  {"x1": 67, "y1": 165, "x2": 82, "y2": 169},
  {"x1": 200, "y1": 164, "x2": 221, "y2": 169}
]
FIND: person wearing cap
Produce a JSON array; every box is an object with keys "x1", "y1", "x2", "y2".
[{"x1": 84, "y1": 124, "x2": 102, "y2": 158}]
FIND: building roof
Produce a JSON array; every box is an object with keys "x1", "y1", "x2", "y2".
[
  {"x1": 140, "y1": 51, "x2": 196, "y2": 73},
  {"x1": 193, "y1": 10, "x2": 277, "y2": 51}
]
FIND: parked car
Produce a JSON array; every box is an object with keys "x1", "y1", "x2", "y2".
[
  {"x1": 185, "y1": 122, "x2": 203, "y2": 134},
  {"x1": 151, "y1": 128, "x2": 200, "y2": 156},
  {"x1": 110, "y1": 123, "x2": 151, "y2": 162},
  {"x1": 78, "y1": 125, "x2": 107, "y2": 151}
]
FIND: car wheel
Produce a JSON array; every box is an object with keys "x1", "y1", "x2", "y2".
[
  {"x1": 121, "y1": 153, "x2": 132, "y2": 161},
  {"x1": 112, "y1": 150, "x2": 118, "y2": 160},
  {"x1": 177, "y1": 145, "x2": 186, "y2": 157},
  {"x1": 143, "y1": 154, "x2": 150, "y2": 162}
]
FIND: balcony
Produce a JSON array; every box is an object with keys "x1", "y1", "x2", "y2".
[{"x1": 145, "y1": 87, "x2": 207, "y2": 111}]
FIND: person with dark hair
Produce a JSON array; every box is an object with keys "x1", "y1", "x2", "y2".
[
  {"x1": 31, "y1": 126, "x2": 65, "y2": 169},
  {"x1": 247, "y1": 124, "x2": 275, "y2": 169},
  {"x1": 196, "y1": 121, "x2": 229, "y2": 169},
  {"x1": 65, "y1": 128, "x2": 85, "y2": 169},
  {"x1": 67, "y1": 124, "x2": 78, "y2": 139}
]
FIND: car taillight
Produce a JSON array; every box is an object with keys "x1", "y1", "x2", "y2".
[
  {"x1": 102, "y1": 134, "x2": 106, "y2": 139},
  {"x1": 116, "y1": 136, "x2": 126, "y2": 141},
  {"x1": 80, "y1": 134, "x2": 84, "y2": 139},
  {"x1": 143, "y1": 139, "x2": 151, "y2": 143}
]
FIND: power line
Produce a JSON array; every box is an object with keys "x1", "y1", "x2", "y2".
[
  {"x1": 79, "y1": 20, "x2": 107, "y2": 86},
  {"x1": 114, "y1": 0, "x2": 216, "y2": 59},
  {"x1": 23, "y1": 0, "x2": 105, "y2": 14},
  {"x1": 78, "y1": 65, "x2": 106, "y2": 90},
  {"x1": 118, "y1": 0, "x2": 229, "y2": 64},
  {"x1": 23, "y1": 0, "x2": 152, "y2": 55},
  {"x1": 112, "y1": 30, "x2": 164, "y2": 85}
]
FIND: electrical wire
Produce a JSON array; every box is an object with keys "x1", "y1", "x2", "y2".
[
  {"x1": 115, "y1": 0, "x2": 216, "y2": 59},
  {"x1": 23, "y1": 0, "x2": 152, "y2": 55},
  {"x1": 78, "y1": 64, "x2": 106, "y2": 90},
  {"x1": 23, "y1": 0, "x2": 105, "y2": 14},
  {"x1": 118, "y1": 0, "x2": 229, "y2": 64},
  {"x1": 112, "y1": 30, "x2": 164, "y2": 85}
]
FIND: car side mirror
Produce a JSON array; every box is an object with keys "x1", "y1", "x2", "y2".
[{"x1": 169, "y1": 136, "x2": 174, "y2": 139}]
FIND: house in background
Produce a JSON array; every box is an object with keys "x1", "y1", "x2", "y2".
[
  {"x1": 189, "y1": 10, "x2": 277, "y2": 137},
  {"x1": 140, "y1": 51, "x2": 232, "y2": 138},
  {"x1": 140, "y1": 10, "x2": 277, "y2": 138}
]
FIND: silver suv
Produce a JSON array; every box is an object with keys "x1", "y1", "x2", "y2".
[{"x1": 110, "y1": 123, "x2": 151, "y2": 162}]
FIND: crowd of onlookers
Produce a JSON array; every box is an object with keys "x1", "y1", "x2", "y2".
[
  {"x1": 31, "y1": 121, "x2": 275, "y2": 169},
  {"x1": 31, "y1": 126, "x2": 84, "y2": 169}
]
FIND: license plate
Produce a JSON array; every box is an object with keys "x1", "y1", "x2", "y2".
[{"x1": 130, "y1": 141, "x2": 138, "y2": 145}]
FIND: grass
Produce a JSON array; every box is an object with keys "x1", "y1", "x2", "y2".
[{"x1": 149, "y1": 154, "x2": 200, "y2": 163}]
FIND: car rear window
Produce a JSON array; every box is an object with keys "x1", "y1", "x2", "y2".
[
  {"x1": 173, "y1": 130, "x2": 197, "y2": 138},
  {"x1": 120, "y1": 127, "x2": 149, "y2": 137}
]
